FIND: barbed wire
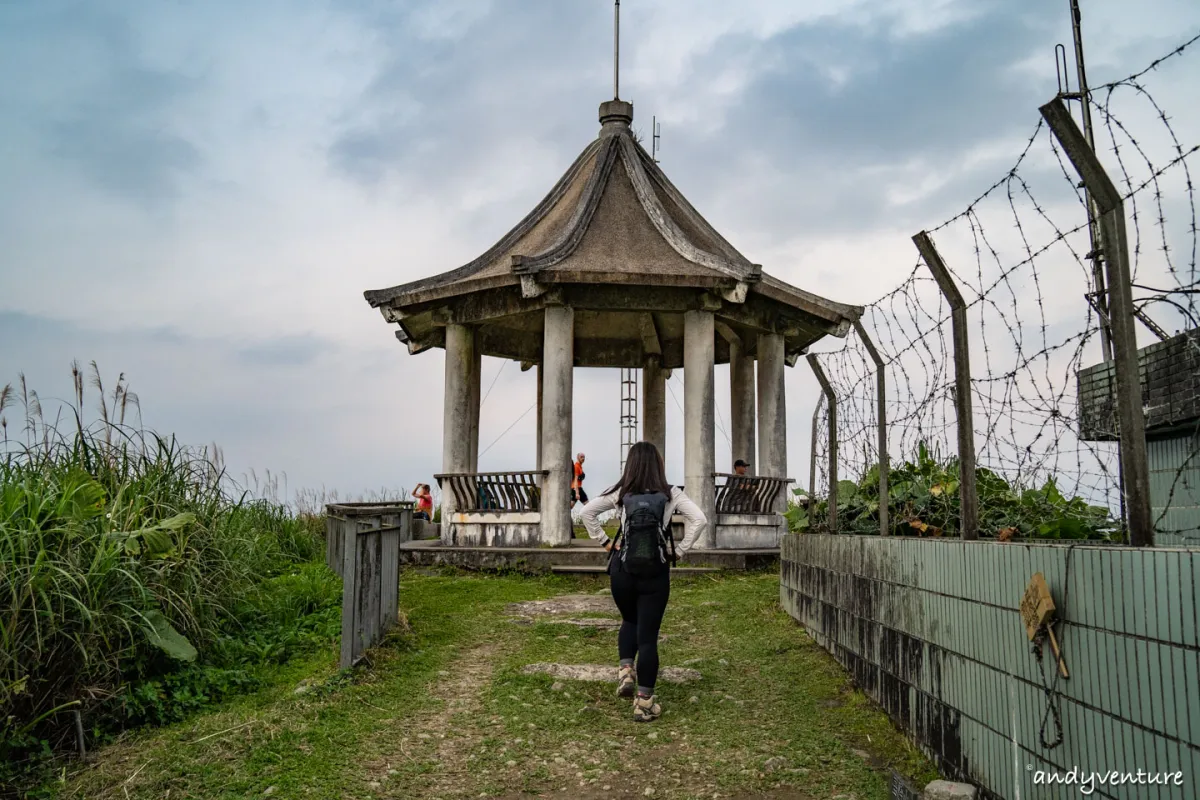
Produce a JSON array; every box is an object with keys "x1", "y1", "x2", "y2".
[{"x1": 808, "y1": 32, "x2": 1200, "y2": 543}]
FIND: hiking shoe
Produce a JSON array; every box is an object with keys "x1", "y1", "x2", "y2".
[
  {"x1": 617, "y1": 665, "x2": 637, "y2": 697},
  {"x1": 633, "y1": 694, "x2": 661, "y2": 722}
]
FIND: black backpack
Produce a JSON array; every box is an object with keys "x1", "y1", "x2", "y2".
[{"x1": 615, "y1": 492, "x2": 676, "y2": 577}]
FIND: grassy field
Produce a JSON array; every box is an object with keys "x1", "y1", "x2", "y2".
[{"x1": 57, "y1": 569, "x2": 938, "y2": 800}]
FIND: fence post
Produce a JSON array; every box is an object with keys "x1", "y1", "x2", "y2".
[
  {"x1": 807, "y1": 354, "x2": 838, "y2": 533},
  {"x1": 853, "y1": 320, "x2": 889, "y2": 536},
  {"x1": 338, "y1": 514, "x2": 359, "y2": 669},
  {"x1": 325, "y1": 512, "x2": 340, "y2": 576},
  {"x1": 1040, "y1": 97, "x2": 1153, "y2": 547},
  {"x1": 912, "y1": 231, "x2": 979, "y2": 540},
  {"x1": 809, "y1": 392, "x2": 824, "y2": 507}
]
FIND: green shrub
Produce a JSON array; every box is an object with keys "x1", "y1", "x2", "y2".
[
  {"x1": 788, "y1": 441, "x2": 1119, "y2": 540},
  {"x1": 0, "y1": 365, "x2": 335, "y2": 792}
]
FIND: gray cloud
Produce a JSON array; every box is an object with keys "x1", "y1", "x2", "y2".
[
  {"x1": 5, "y1": 4, "x2": 203, "y2": 206},
  {"x1": 236, "y1": 335, "x2": 334, "y2": 367},
  {"x1": 648, "y1": 3, "x2": 1064, "y2": 241},
  {"x1": 2, "y1": 0, "x2": 1197, "y2": 502}
]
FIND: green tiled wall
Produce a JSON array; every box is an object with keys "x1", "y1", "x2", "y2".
[{"x1": 781, "y1": 535, "x2": 1200, "y2": 799}]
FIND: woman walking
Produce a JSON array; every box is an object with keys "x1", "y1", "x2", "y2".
[{"x1": 579, "y1": 441, "x2": 707, "y2": 722}]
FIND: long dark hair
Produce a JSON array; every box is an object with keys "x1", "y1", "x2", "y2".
[{"x1": 603, "y1": 441, "x2": 672, "y2": 502}]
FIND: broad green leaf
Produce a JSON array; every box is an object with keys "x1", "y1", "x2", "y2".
[
  {"x1": 143, "y1": 610, "x2": 197, "y2": 662},
  {"x1": 140, "y1": 528, "x2": 174, "y2": 559},
  {"x1": 155, "y1": 512, "x2": 196, "y2": 531}
]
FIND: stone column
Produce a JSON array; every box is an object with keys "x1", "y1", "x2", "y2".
[
  {"x1": 468, "y1": 345, "x2": 481, "y2": 472},
  {"x1": 540, "y1": 305, "x2": 575, "y2": 546},
  {"x1": 729, "y1": 337, "x2": 756, "y2": 474},
  {"x1": 757, "y1": 332, "x2": 788, "y2": 512},
  {"x1": 535, "y1": 363, "x2": 544, "y2": 473},
  {"x1": 684, "y1": 310, "x2": 717, "y2": 548},
  {"x1": 642, "y1": 357, "x2": 667, "y2": 460},
  {"x1": 441, "y1": 324, "x2": 476, "y2": 543}
]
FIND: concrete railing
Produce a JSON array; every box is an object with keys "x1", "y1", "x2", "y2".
[
  {"x1": 435, "y1": 470, "x2": 546, "y2": 513},
  {"x1": 325, "y1": 502, "x2": 412, "y2": 669},
  {"x1": 714, "y1": 473, "x2": 792, "y2": 515}
]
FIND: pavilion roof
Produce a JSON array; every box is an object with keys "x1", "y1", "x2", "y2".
[{"x1": 364, "y1": 101, "x2": 860, "y2": 329}]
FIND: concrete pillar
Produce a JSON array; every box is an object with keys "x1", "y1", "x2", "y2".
[
  {"x1": 642, "y1": 357, "x2": 667, "y2": 460},
  {"x1": 468, "y1": 344, "x2": 481, "y2": 472},
  {"x1": 441, "y1": 324, "x2": 475, "y2": 543},
  {"x1": 757, "y1": 332, "x2": 787, "y2": 512},
  {"x1": 684, "y1": 310, "x2": 717, "y2": 548},
  {"x1": 540, "y1": 305, "x2": 575, "y2": 546},
  {"x1": 729, "y1": 338, "x2": 756, "y2": 474},
  {"x1": 535, "y1": 363, "x2": 543, "y2": 473}
]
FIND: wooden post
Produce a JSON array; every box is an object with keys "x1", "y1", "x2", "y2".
[
  {"x1": 356, "y1": 517, "x2": 383, "y2": 665},
  {"x1": 325, "y1": 512, "x2": 341, "y2": 576},
  {"x1": 1040, "y1": 97, "x2": 1153, "y2": 546},
  {"x1": 854, "y1": 320, "x2": 889, "y2": 536},
  {"x1": 338, "y1": 514, "x2": 359, "y2": 669},
  {"x1": 378, "y1": 509, "x2": 406, "y2": 634},
  {"x1": 912, "y1": 231, "x2": 979, "y2": 541},
  {"x1": 807, "y1": 354, "x2": 838, "y2": 533}
]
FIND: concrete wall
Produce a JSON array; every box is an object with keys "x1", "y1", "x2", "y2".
[
  {"x1": 445, "y1": 513, "x2": 542, "y2": 547},
  {"x1": 716, "y1": 514, "x2": 785, "y2": 549},
  {"x1": 781, "y1": 534, "x2": 1200, "y2": 800}
]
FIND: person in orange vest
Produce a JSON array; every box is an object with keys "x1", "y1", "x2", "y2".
[{"x1": 571, "y1": 452, "x2": 588, "y2": 507}]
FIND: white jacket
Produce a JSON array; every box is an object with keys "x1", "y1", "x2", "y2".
[{"x1": 579, "y1": 487, "x2": 707, "y2": 557}]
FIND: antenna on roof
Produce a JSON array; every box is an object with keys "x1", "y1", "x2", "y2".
[
  {"x1": 651, "y1": 116, "x2": 661, "y2": 163},
  {"x1": 613, "y1": 0, "x2": 621, "y2": 99}
]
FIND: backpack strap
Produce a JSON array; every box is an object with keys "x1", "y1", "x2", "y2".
[{"x1": 607, "y1": 527, "x2": 623, "y2": 564}]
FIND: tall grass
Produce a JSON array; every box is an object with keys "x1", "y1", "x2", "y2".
[{"x1": 0, "y1": 363, "x2": 330, "y2": 790}]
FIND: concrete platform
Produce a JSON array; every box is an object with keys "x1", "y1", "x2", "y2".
[{"x1": 398, "y1": 539, "x2": 779, "y2": 573}]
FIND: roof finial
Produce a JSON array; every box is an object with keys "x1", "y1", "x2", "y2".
[{"x1": 613, "y1": 0, "x2": 620, "y2": 100}]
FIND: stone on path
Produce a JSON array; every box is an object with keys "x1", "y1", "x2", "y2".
[
  {"x1": 507, "y1": 595, "x2": 618, "y2": 617},
  {"x1": 763, "y1": 756, "x2": 787, "y2": 773},
  {"x1": 923, "y1": 780, "x2": 978, "y2": 800},
  {"x1": 531, "y1": 617, "x2": 622, "y2": 629},
  {"x1": 521, "y1": 663, "x2": 702, "y2": 683}
]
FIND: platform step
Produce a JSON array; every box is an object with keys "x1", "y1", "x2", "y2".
[{"x1": 550, "y1": 565, "x2": 722, "y2": 574}]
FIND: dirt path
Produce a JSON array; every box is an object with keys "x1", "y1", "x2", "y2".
[
  {"x1": 363, "y1": 638, "x2": 503, "y2": 799},
  {"x1": 55, "y1": 573, "x2": 935, "y2": 800}
]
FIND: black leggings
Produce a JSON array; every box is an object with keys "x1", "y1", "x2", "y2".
[{"x1": 609, "y1": 567, "x2": 670, "y2": 690}]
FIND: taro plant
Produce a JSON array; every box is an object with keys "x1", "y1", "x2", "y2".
[{"x1": 788, "y1": 441, "x2": 1119, "y2": 541}]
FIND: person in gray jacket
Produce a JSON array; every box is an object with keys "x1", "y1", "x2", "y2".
[{"x1": 580, "y1": 441, "x2": 707, "y2": 721}]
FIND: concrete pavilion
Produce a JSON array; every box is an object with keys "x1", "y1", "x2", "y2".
[{"x1": 364, "y1": 99, "x2": 862, "y2": 552}]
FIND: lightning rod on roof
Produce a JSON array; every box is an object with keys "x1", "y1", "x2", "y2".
[{"x1": 614, "y1": 0, "x2": 621, "y2": 99}]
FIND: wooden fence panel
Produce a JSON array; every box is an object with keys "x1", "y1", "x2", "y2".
[{"x1": 328, "y1": 503, "x2": 412, "y2": 669}]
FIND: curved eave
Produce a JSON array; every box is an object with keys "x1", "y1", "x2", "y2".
[{"x1": 752, "y1": 276, "x2": 863, "y2": 337}]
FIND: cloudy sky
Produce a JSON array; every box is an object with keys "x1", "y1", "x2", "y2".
[{"x1": 1, "y1": 0, "x2": 1197, "y2": 504}]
